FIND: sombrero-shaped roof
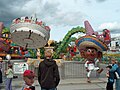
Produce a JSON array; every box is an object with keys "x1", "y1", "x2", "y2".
[{"x1": 75, "y1": 35, "x2": 108, "y2": 51}]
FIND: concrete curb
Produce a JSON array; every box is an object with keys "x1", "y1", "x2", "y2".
[{"x1": 59, "y1": 78, "x2": 107, "y2": 85}]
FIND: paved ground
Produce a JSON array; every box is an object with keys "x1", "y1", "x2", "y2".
[
  {"x1": 0, "y1": 77, "x2": 114, "y2": 90},
  {"x1": 0, "y1": 61, "x2": 112, "y2": 90}
]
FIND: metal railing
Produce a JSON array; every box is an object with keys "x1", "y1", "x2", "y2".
[
  {"x1": 2, "y1": 60, "x2": 107, "y2": 79},
  {"x1": 28, "y1": 60, "x2": 107, "y2": 79},
  {"x1": 59, "y1": 61, "x2": 98, "y2": 79}
]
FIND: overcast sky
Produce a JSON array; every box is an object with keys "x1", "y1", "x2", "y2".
[{"x1": 0, "y1": 0, "x2": 120, "y2": 41}]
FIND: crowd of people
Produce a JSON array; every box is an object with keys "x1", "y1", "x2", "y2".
[
  {"x1": 0, "y1": 49, "x2": 60, "y2": 90},
  {"x1": 84, "y1": 51, "x2": 120, "y2": 90},
  {"x1": 0, "y1": 50, "x2": 120, "y2": 90},
  {"x1": 106, "y1": 58, "x2": 120, "y2": 90}
]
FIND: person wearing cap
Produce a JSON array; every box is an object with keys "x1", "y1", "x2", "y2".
[
  {"x1": 38, "y1": 50, "x2": 60, "y2": 90},
  {"x1": 22, "y1": 70, "x2": 35, "y2": 90},
  {"x1": 5, "y1": 64, "x2": 14, "y2": 90},
  {"x1": 0, "y1": 57, "x2": 3, "y2": 84}
]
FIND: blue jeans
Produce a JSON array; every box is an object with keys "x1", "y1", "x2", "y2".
[
  {"x1": 41, "y1": 88, "x2": 57, "y2": 90},
  {"x1": 116, "y1": 79, "x2": 120, "y2": 90},
  {"x1": 5, "y1": 78, "x2": 12, "y2": 90}
]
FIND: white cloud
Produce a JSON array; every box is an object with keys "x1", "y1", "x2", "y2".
[
  {"x1": 0, "y1": 0, "x2": 86, "y2": 27},
  {"x1": 44, "y1": 11, "x2": 85, "y2": 26},
  {"x1": 98, "y1": 22, "x2": 120, "y2": 38},
  {"x1": 0, "y1": 0, "x2": 120, "y2": 41},
  {"x1": 98, "y1": 22, "x2": 120, "y2": 30},
  {"x1": 111, "y1": 33, "x2": 120, "y2": 38},
  {"x1": 96, "y1": 0, "x2": 107, "y2": 2}
]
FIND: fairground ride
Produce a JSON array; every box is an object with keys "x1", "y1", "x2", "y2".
[{"x1": 0, "y1": 22, "x2": 37, "y2": 59}]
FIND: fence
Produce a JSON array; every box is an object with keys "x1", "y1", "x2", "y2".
[
  {"x1": 2, "y1": 60, "x2": 107, "y2": 79},
  {"x1": 59, "y1": 61, "x2": 99, "y2": 79},
  {"x1": 28, "y1": 60, "x2": 106, "y2": 79}
]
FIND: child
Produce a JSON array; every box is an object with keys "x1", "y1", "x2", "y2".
[
  {"x1": 22, "y1": 70, "x2": 35, "y2": 90},
  {"x1": 5, "y1": 64, "x2": 14, "y2": 90},
  {"x1": 106, "y1": 65, "x2": 114, "y2": 90}
]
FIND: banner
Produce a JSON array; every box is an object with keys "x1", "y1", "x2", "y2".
[{"x1": 13, "y1": 62, "x2": 28, "y2": 74}]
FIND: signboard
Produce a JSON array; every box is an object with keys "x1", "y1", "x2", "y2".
[{"x1": 13, "y1": 62, "x2": 28, "y2": 74}]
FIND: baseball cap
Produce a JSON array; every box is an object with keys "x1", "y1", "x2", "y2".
[{"x1": 23, "y1": 70, "x2": 35, "y2": 79}]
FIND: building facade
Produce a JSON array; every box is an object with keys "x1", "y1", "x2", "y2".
[{"x1": 109, "y1": 37, "x2": 120, "y2": 51}]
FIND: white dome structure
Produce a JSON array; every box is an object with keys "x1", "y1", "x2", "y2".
[{"x1": 10, "y1": 16, "x2": 50, "y2": 48}]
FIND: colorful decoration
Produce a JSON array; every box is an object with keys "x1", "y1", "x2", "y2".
[
  {"x1": 67, "y1": 46, "x2": 77, "y2": 57},
  {"x1": 54, "y1": 26, "x2": 85, "y2": 58},
  {"x1": 75, "y1": 35, "x2": 108, "y2": 57},
  {"x1": 75, "y1": 20, "x2": 111, "y2": 53},
  {"x1": 0, "y1": 22, "x2": 10, "y2": 51},
  {"x1": 75, "y1": 20, "x2": 111, "y2": 83}
]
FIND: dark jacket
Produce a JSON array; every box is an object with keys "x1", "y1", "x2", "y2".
[
  {"x1": 38, "y1": 58, "x2": 60, "y2": 89},
  {"x1": 108, "y1": 70, "x2": 115, "y2": 83}
]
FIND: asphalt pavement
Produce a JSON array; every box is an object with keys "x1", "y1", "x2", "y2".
[
  {"x1": 0, "y1": 77, "x2": 114, "y2": 90},
  {"x1": 0, "y1": 62, "x2": 114, "y2": 90}
]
